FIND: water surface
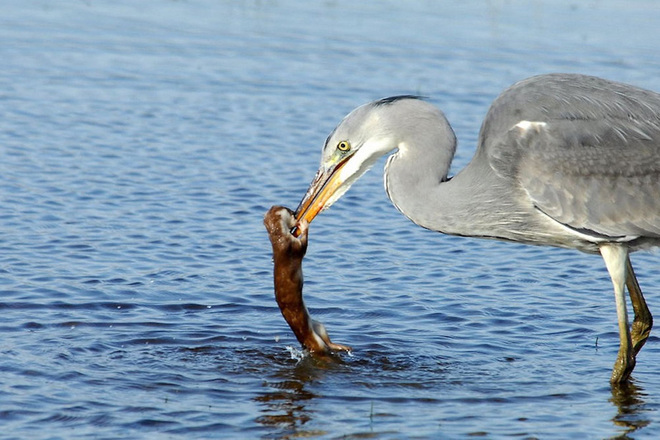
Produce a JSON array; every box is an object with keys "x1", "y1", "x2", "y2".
[{"x1": 1, "y1": 1, "x2": 660, "y2": 438}]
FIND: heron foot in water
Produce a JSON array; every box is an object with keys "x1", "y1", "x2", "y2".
[{"x1": 611, "y1": 344, "x2": 635, "y2": 385}]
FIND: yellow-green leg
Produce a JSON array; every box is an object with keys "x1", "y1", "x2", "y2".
[
  {"x1": 600, "y1": 244, "x2": 634, "y2": 384},
  {"x1": 626, "y1": 257, "x2": 653, "y2": 356}
]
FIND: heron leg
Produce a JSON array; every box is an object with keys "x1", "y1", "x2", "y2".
[
  {"x1": 600, "y1": 244, "x2": 634, "y2": 384},
  {"x1": 626, "y1": 257, "x2": 653, "y2": 356}
]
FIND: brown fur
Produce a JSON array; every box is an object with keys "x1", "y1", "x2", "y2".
[{"x1": 264, "y1": 206, "x2": 350, "y2": 354}]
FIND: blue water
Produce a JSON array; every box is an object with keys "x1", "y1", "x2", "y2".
[{"x1": 1, "y1": 1, "x2": 660, "y2": 438}]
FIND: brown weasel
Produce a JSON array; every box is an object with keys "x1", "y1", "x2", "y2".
[{"x1": 264, "y1": 206, "x2": 351, "y2": 354}]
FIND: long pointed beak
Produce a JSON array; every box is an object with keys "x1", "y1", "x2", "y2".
[{"x1": 292, "y1": 157, "x2": 350, "y2": 236}]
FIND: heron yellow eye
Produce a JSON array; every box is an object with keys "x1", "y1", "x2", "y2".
[{"x1": 337, "y1": 141, "x2": 351, "y2": 152}]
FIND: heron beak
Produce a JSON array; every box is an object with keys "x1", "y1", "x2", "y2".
[{"x1": 293, "y1": 157, "x2": 350, "y2": 236}]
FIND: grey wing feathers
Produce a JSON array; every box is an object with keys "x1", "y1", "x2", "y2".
[{"x1": 490, "y1": 117, "x2": 660, "y2": 239}]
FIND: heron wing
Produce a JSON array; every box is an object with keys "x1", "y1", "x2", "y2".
[{"x1": 490, "y1": 116, "x2": 660, "y2": 239}]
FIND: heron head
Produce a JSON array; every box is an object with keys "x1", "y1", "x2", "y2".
[{"x1": 294, "y1": 96, "x2": 422, "y2": 232}]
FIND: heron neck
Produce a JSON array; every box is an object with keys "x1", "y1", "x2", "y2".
[{"x1": 385, "y1": 145, "x2": 502, "y2": 238}]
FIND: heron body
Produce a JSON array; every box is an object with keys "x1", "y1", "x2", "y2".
[{"x1": 294, "y1": 73, "x2": 659, "y2": 383}]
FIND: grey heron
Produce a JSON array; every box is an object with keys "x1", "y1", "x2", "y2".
[{"x1": 293, "y1": 73, "x2": 659, "y2": 384}]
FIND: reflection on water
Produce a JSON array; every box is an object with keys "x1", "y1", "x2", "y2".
[
  {"x1": 255, "y1": 350, "x2": 660, "y2": 439},
  {"x1": 255, "y1": 357, "x2": 334, "y2": 438},
  {"x1": 610, "y1": 381, "x2": 651, "y2": 438}
]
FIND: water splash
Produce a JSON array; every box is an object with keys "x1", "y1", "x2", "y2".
[{"x1": 285, "y1": 346, "x2": 306, "y2": 362}]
